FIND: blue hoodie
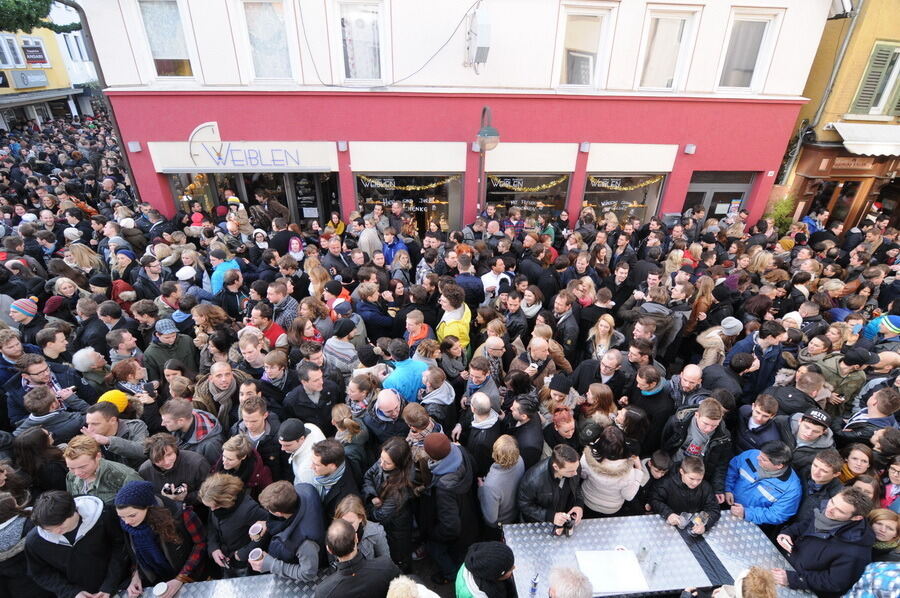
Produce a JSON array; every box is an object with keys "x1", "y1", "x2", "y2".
[{"x1": 210, "y1": 258, "x2": 240, "y2": 294}]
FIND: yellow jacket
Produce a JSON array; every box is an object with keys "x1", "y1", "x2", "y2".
[{"x1": 436, "y1": 304, "x2": 472, "y2": 348}]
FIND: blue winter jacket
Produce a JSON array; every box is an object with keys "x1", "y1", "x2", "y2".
[
  {"x1": 210, "y1": 259, "x2": 240, "y2": 294},
  {"x1": 383, "y1": 358, "x2": 429, "y2": 404},
  {"x1": 724, "y1": 449, "x2": 801, "y2": 525},
  {"x1": 381, "y1": 238, "x2": 408, "y2": 266}
]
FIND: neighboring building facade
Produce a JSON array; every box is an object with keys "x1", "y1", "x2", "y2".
[
  {"x1": 80, "y1": 0, "x2": 832, "y2": 227},
  {"x1": 0, "y1": 24, "x2": 84, "y2": 130},
  {"x1": 782, "y1": 0, "x2": 900, "y2": 230},
  {"x1": 49, "y1": 1, "x2": 98, "y2": 118}
]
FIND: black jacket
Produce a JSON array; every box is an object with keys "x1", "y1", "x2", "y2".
[
  {"x1": 231, "y1": 413, "x2": 284, "y2": 482},
  {"x1": 510, "y1": 417, "x2": 545, "y2": 470},
  {"x1": 283, "y1": 380, "x2": 342, "y2": 438},
  {"x1": 628, "y1": 385, "x2": 675, "y2": 457},
  {"x1": 72, "y1": 314, "x2": 110, "y2": 357},
  {"x1": 207, "y1": 491, "x2": 269, "y2": 561},
  {"x1": 571, "y1": 359, "x2": 632, "y2": 399},
  {"x1": 18, "y1": 313, "x2": 49, "y2": 346},
  {"x1": 139, "y1": 449, "x2": 211, "y2": 509},
  {"x1": 314, "y1": 553, "x2": 399, "y2": 598},
  {"x1": 24, "y1": 496, "x2": 129, "y2": 598},
  {"x1": 601, "y1": 276, "x2": 635, "y2": 312},
  {"x1": 554, "y1": 311, "x2": 579, "y2": 365},
  {"x1": 701, "y1": 364, "x2": 744, "y2": 399},
  {"x1": 781, "y1": 507, "x2": 875, "y2": 598},
  {"x1": 517, "y1": 458, "x2": 584, "y2": 523},
  {"x1": 793, "y1": 478, "x2": 842, "y2": 526},
  {"x1": 733, "y1": 404, "x2": 784, "y2": 454},
  {"x1": 321, "y1": 467, "x2": 360, "y2": 521},
  {"x1": 649, "y1": 470, "x2": 721, "y2": 530},
  {"x1": 424, "y1": 445, "x2": 477, "y2": 546},
  {"x1": 661, "y1": 407, "x2": 732, "y2": 493},
  {"x1": 764, "y1": 384, "x2": 818, "y2": 417},
  {"x1": 458, "y1": 411, "x2": 504, "y2": 478}
]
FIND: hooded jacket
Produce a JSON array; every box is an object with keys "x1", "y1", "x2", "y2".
[
  {"x1": 420, "y1": 381, "x2": 456, "y2": 427},
  {"x1": 782, "y1": 505, "x2": 875, "y2": 598},
  {"x1": 174, "y1": 410, "x2": 224, "y2": 465},
  {"x1": 661, "y1": 407, "x2": 733, "y2": 493},
  {"x1": 425, "y1": 444, "x2": 477, "y2": 545},
  {"x1": 580, "y1": 449, "x2": 644, "y2": 514},
  {"x1": 261, "y1": 483, "x2": 325, "y2": 582},
  {"x1": 210, "y1": 258, "x2": 240, "y2": 295},
  {"x1": 14, "y1": 409, "x2": 85, "y2": 444},
  {"x1": 24, "y1": 495, "x2": 129, "y2": 598},
  {"x1": 724, "y1": 449, "x2": 802, "y2": 525},
  {"x1": 774, "y1": 413, "x2": 835, "y2": 475}
]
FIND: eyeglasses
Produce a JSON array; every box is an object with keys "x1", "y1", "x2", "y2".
[
  {"x1": 889, "y1": 467, "x2": 900, "y2": 475},
  {"x1": 26, "y1": 367, "x2": 49, "y2": 377}
]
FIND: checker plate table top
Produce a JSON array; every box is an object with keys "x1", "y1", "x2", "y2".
[
  {"x1": 503, "y1": 515, "x2": 712, "y2": 596},
  {"x1": 135, "y1": 573, "x2": 317, "y2": 598},
  {"x1": 703, "y1": 513, "x2": 813, "y2": 598}
]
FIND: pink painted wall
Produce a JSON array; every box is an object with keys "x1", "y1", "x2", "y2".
[{"x1": 107, "y1": 91, "x2": 802, "y2": 224}]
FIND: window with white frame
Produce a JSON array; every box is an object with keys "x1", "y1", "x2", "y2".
[
  {"x1": 339, "y1": 1, "x2": 382, "y2": 81},
  {"x1": 137, "y1": 0, "x2": 194, "y2": 77},
  {"x1": 0, "y1": 35, "x2": 24, "y2": 69},
  {"x1": 243, "y1": 0, "x2": 291, "y2": 78},
  {"x1": 559, "y1": 11, "x2": 607, "y2": 86},
  {"x1": 21, "y1": 38, "x2": 51, "y2": 68},
  {"x1": 718, "y1": 13, "x2": 779, "y2": 90},
  {"x1": 63, "y1": 34, "x2": 77, "y2": 62},
  {"x1": 74, "y1": 32, "x2": 89, "y2": 61},
  {"x1": 639, "y1": 11, "x2": 695, "y2": 90}
]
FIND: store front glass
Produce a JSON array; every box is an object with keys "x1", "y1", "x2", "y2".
[
  {"x1": 355, "y1": 174, "x2": 462, "y2": 233},
  {"x1": 682, "y1": 171, "x2": 756, "y2": 220},
  {"x1": 583, "y1": 174, "x2": 664, "y2": 222},
  {"x1": 485, "y1": 174, "x2": 569, "y2": 220}
]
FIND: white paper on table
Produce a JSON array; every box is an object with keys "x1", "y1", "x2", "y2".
[{"x1": 575, "y1": 550, "x2": 650, "y2": 596}]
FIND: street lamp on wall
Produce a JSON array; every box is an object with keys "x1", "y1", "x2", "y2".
[{"x1": 475, "y1": 106, "x2": 500, "y2": 212}]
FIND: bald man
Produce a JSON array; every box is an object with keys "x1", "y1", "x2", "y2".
[
  {"x1": 670, "y1": 364, "x2": 711, "y2": 410},
  {"x1": 452, "y1": 391, "x2": 503, "y2": 477},
  {"x1": 509, "y1": 337, "x2": 557, "y2": 390},
  {"x1": 362, "y1": 389, "x2": 410, "y2": 445}
]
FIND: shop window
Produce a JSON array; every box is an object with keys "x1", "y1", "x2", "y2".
[
  {"x1": 243, "y1": 0, "x2": 292, "y2": 79},
  {"x1": 138, "y1": 0, "x2": 194, "y2": 77},
  {"x1": 639, "y1": 11, "x2": 695, "y2": 90},
  {"x1": 339, "y1": 2, "x2": 382, "y2": 81},
  {"x1": 583, "y1": 174, "x2": 664, "y2": 223},
  {"x1": 356, "y1": 174, "x2": 461, "y2": 233},
  {"x1": 558, "y1": 11, "x2": 607, "y2": 86},
  {"x1": 21, "y1": 37, "x2": 51, "y2": 68},
  {"x1": 485, "y1": 174, "x2": 569, "y2": 220},
  {"x1": 0, "y1": 35, "x2": 24, "y2": 69},
  {"x1": 171, "y1": 173, "x2": 217, "y2": 215},
  {"x1": 718, "y1": 16, "x2": 774, "y2": 89},
  {"x1": 851, "y1": 43, "x2": 900, "y2": 115}
]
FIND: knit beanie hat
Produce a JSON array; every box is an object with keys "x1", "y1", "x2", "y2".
[
  {"x1": 98, "y1": 390, "x2": 129, "y2": 413},
  {"x1": 42, "y1": 295, "x2": 66, "y2": 315},
  {"x1": 465, "y1": 541, "x2": 515, "y2": 581},
  {"x1": 333, "y1": 319, "x2": 356, "y2": 339},
  {"x1": 115, "y1": 480, "x2": 157, "y2": 509},
  {"x1": 116, "y1": 248, "x2": 136, "y2": 260},
  {"x1": 882, "y1": 315, "x2": 900, "y2": 336},
  {"x1": 63, "y1": 228, "x2": 82, "y2": 241},
  {"x1": 423, "y1": 432, "x2": 451, "y2": 461},
  {"x1": 324, "y1": 280, "x2": 342, "y2": 296},
  {"x1": 89, "y1": 273, "x2": 112, "y2": 288},
  {"x1": 10, "y1": 297, "x2": 38, "y2": 317},
  {"x1": 548, "y1": 373, "x2": 571, "y2": 394}
]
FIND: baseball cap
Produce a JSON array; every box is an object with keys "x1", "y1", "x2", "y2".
[
  {"x1": 801, "y1": 407, "x2": 832, "y2": 429},
  {"x1": 279, "y1": 418, "x2": 309, "y2": 442},
  {"x1": 333, "y1": 299, "x2": 352, "y2": 315},
  {"x1": 842, "y1": 346, "x2": 880, "y2": 367},
  {"x1": 155, "y1": 319, "x2": 178, "y2": 335}
]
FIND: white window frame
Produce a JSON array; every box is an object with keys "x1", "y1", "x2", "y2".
[
  {"x1": 329, "y1": 0, "x2": 392, "y2": 86},
  {"x1": 62, "y1": 33, "x2": 77, "y2": 62},
  {"x1": 21, "y1": 37, "x2": 51, "y2": 68},
  {"x1": 0, "y1": 34, "x2": 25, "y2": 69},
  {"x1": 74, "y1": 32, "x2": 89, "y2": 62},
  {"x1": 634, "y1": 6, "x2": 701, "y2": 92},
  {"x1": 870, "y1": 46, "x2": 900, "y2": 115},
  {"x1": 714, "y1": 8, "x2": 783, "y2": 93},
  {"x1": 552, "y1": 1, "x2": 617, "y2": 90},
  {"x1": 234, "y1": 0, "x2": 300, "y2": 83},
  {"x1": 127, "y1": 0, "x2": 202, "y2": 83}
]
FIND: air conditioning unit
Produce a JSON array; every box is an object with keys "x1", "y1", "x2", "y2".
[{"x1": 466, "y1": 5, "x2": 491, "y2": 70}]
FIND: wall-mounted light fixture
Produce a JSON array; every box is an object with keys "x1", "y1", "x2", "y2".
[
  {"x1": 337, "y1": 141, "x2": 348, "y2": 152},
  {"x1": 683, "y1": 144, "x2": 696, "y2": 155},
  {"x1": 579, "y1": 142, "x2": 591, "y2": 153},
  {"x1": 127, "y1": 141, "x2": 142, "y2": 153}
]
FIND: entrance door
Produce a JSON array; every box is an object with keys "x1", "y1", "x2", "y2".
[{"x1": 682, "y1": 172, "x2": 755, "y2": 219}]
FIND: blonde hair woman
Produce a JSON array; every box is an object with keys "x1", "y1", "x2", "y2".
[
  {"x1": 586, "y1": 314, "x2": 623, "y2": 360},
  {"x1": 747, "y1": 251, "x2": 774, "y2": 276},
  {"x1": 578, "y1": 276, "x2": 596, "y2": 308},
  {"x1": 685, "y1": 276, "x2": 715, "y2": 334},
  {"x1": 390, "y1": 250, "x2": 413, "y2": 287},
  {"x1": 308, "y1": 265, "x2": 330, "y2": 300},
  {"x1": 664, "y1": 249, "x2": 685, "y2": 278},
  {"x1": 826, "y1": 322, "x2": 851, "y2": 352},
  {"x1": 67, "y1": 243, "x2": 106, "y2": 274},
  {"x1": 113, "y1": 205, "x2": 134, "y2": 221}
]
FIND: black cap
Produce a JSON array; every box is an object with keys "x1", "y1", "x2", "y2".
[
  {"x1": 701, "y1": 232, "x2": 717, "y2": 244},
  {"x1": 548, "y1": 373, "x2": 571, "y2": 394},
  {"x1": 801, "y1": 407, "x2": 832, "y2": 428},
  {"x1": 278, "y1": 418, "x2": 309, "y2": 442},
  {"x1": 842, "y1": 346, "x2": 880, "y2": 367}
]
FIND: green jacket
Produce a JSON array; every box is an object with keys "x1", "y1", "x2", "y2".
[
  {"x1": 455, "y1": 565, "x2": 488, "y2": 598},
  {"x1": 143, "y1": 334, "x2": 199, "y2": 382},
  {"x1": 66, "y1": 458, "x2": 142, "y2": 505},
  {"x1": 818, "y1": 354, "x2": 867, "y2": 417}
]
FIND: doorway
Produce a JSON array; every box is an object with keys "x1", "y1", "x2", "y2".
[{"x1": 682, "y1": 171, "x2": 756, "y2": 220}]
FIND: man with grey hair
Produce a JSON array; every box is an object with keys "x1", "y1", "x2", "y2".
[
  {"x1": 549, "y1": 567, "x2": 592, "y2": 598},
  {"x1": 71, "y1": 347, "x2": 112, "y2": 395}
]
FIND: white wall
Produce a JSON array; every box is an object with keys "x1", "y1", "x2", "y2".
[
  {"x1": 49, "y1": 2, "x2": 98, "y2": 86},
  {"x1": 79, "y1": 0, "x2": 832, "y2": 98}
]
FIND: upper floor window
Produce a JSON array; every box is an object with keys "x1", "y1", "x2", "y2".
[
  {"x1": 340, "y1": 1, "x2": 382, "y2": 81},
  {"x1": 63, "y1": 33, "x2": 89, "y2": 62},
  {"x1": 717, "y1": 11, "x2": 780, "y2": 91},
  {"x1": 138, "y1": 0, "x2": 193, "y2": 77},
  {"x1": 243, "y1": 0, "x2": 292, "y2": 79},
  {"x1": 558, "y1": 9, "x2": 610, "y2": 87},
  {"x1": 21, "y1": 37, "x2": 51, "y2": 68},
  {"x1": 0, "y1": 35, "x2": 24, "y2": 69},
  {"x1": 851, "y1": 43, "x2": 900, "y2": 116},
  {"x1": 639, "y1": 10, "x2": 697, "y2": 91}
]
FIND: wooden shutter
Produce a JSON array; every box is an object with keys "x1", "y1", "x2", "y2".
[
  {"x1": 890, "y1": 79, "x2": 900, "y2": 116},
  {"x1": 850, "y1": 44, "x2": 895, "y2": 114}
]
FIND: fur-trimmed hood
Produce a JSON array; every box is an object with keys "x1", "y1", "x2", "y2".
[{"x1": 582, "y1": 447, "x2": 633, "y2": 478}]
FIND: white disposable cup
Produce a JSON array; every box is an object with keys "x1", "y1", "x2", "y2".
[
  {"x1": 152, "y1": 582, "x2": 168, "y2": 596},
  {"x1": 249, "y1": 547, "x2": 263, "y2": 561},
  {"x1": 249, "y1": 523, "x2": 263, "y2": 536}
]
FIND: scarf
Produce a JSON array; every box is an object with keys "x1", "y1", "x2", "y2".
[
  {"x1": 262, "y1": 371, "x2": 287, "y2": 390},
  {"x1": 471, "y1": 410, "x2": 499, "y2": 430},
  {"x1": 120, "y1": 520, "x2": 174, "y2": 579},
  {"x1": 518, "y1": 351, "x2": 550, "y2": 379},
  {"x1": 813, "y1": 508, "x2": 848, "y2": 534},
  {"x1": 407, "y1": 419, "x2": 435, "y2": 448},
  {"x1": 440, "y1": 305, "x2": 465, "y2": 326},
  {"x1": 119, "y1": 380, "x2": 145, "y2": 395},
  {"x1": 521, "y1": 300, "x2": 542, "y2": 319},
  {"x1": 313, "y1": 462, "x2": 346, "y2": 498},
  {"x1": 678, "y1": 416, "x2": 713, "y2": 462},
  {"x1": 873, "y1": 537, "x2": 900, "y2": 552}
]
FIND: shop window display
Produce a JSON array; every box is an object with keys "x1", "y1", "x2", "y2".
[
  {"x1": 583, "y1": 174, "x2": 664, "y2": 222},
  {"x1": 355, "y1": 174, "x2": 461, "y2": 233},
  {"x1": 485, "y1": 174, "x2": 568, "y2": 220}
]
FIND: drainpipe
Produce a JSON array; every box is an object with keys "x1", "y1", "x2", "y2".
[
  {"x1": 778, "y1": 0, "x2": 864, "y2": 185},
  {"x1": 56, "y1": 0, "x2": 142, "y2": 203}
]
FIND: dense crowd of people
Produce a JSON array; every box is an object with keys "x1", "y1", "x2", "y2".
[{"x1": 0, "y1": 115, "x2": 899, "y2": 598}]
